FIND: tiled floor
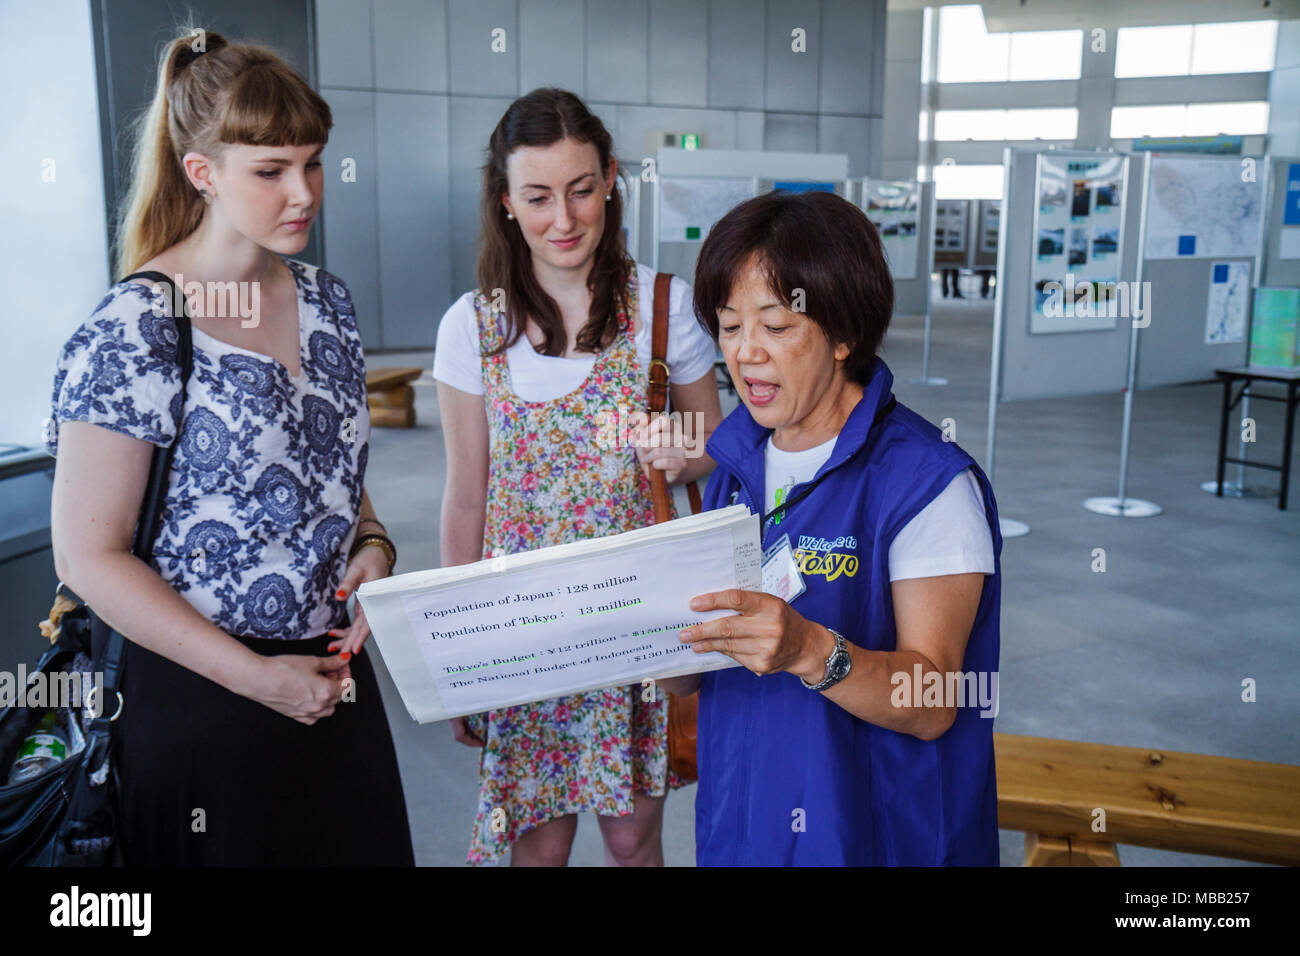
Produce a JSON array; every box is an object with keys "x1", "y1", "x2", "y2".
[{"x1": 360, "y1": 292, "x2": 1299, "y2": 866}]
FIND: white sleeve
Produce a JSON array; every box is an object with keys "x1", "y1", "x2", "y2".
[
  {"x1": 665, "y1": 276, "x2": 717, "y2": 385},
  {"x1": 887, "y1": 468, "x2": 995, "y2": 582},
  {"x1": 432, "y1": 293, "x2": 485, "y2": 396}
]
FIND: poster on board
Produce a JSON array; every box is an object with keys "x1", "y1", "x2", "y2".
[
  {"x1": 1029, "y1": 154, "x2": 1127, "y2": 334},
  {"x1": 659, "y1": 177, "x2": 755, "y2": 242},
  {"x1": 934, "y1": 200, "x2": 967, "y2": 253},
  {"x1": 980, "y1": 200, "x2": 1000, "y2": 254},
  {"x1": 1143, "y1": 156, "x2": 1263, "y2": 259},
  {"x1": 1204, "y1": 261, "x2": 1251, "y2": 345},
  {"x1": 863, "y1": 180, "x2": 921, "y2": 281}
]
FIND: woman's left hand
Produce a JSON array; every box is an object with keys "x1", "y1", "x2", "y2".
[
  {"x1": 630, "y1": 412, "x2": 687, "y2": 485},
  {"x1": 327, "y1": 543, "x2": 391, "y2": 658},
  {"x1": 678, "y1": 589, "x2": 834, "y2": 682}
]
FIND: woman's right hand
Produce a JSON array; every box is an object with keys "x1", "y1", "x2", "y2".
[
  {"x1": 245, "y1": 654, "x2": 352, "y2": 725},
  {"x1": 450, "y1": 716, "x2": 485, "y2": 747}
]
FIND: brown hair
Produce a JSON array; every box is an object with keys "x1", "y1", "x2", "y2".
[
  {"x1": 115, "y1": 27, "x2": 333, "y2": 278},
  {"x1": 477, "y1": 88, "x2": 631, "y2": 357},
  {"x1": 692, "y1": 190, "x2": 894, "y2": 385}
]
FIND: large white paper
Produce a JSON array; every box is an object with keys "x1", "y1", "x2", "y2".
[{"x1": 356, "y1": 506, "x2": 762, "y2": 723}]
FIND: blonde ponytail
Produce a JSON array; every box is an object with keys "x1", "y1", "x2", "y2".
[{"x1": 114, "y1": 27, "x2": 332, "y2": 279}]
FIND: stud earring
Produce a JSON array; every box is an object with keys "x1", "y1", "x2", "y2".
[
  {"x1": 199, "y1": 188, "x2": 213, "y2": 205},
  {"x1": 605, "y1": 194, "x2": 611, "y2": 201},
  {"x1": 506, "y1": 212, "x2": 514, "y2": 220}
]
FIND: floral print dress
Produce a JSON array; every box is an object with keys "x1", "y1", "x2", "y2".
[{"x1": 464, "y1": 266, "x2": 685, "y2": 865}]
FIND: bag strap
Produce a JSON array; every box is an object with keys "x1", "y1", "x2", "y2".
[
  {"x1": 91, "y1": 272, "x2": 194, "y2": 701},
  {"x1": 646, "y1": 273, "x2": 702, "y2": 524}
]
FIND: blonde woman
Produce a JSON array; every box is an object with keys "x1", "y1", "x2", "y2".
[{"x1": 46, "y1": 30, "x2": 413, "y2": 865}]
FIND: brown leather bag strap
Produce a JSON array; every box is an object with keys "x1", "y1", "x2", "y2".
[
  {"x1": 646, "y1": 272, "x2": 702, "y2": 523},
  {"x1": 648, "y1": 272, "x2": 672, "y2": 415}
]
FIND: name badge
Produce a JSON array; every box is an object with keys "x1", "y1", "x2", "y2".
[{"x1": 762, "y1": 533, "x2": 806, "y2": 603}]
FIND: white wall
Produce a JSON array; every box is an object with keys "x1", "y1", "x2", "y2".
[{"x1": 0, "y1": 0, "x2": 109, "y2": 448}]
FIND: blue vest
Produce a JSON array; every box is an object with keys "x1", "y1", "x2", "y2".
[{"x1": 695, "y1": 358, "x2": 1003, "y2": 866}]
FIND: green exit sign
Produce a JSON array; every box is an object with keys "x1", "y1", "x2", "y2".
[{"x1": 682, "y1": 133, "x2": 700, "y2": 150}]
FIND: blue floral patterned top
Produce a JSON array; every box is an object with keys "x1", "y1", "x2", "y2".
[{"x1": 45, "y1": 259, "x2": 370, "y2": 641}]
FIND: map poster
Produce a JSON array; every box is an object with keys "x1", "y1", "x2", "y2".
[
  {"x1": 1029, "y1": 153, "x2": 1127, "y2": 334},
  {"x1": 1204, "y1": 261, "x2": 1251, "y2": 345},
  {"x1": 1143, "y1": 156, "x2": 1263, "y2": 260},
  {"x1": 863, "y1": 179, "x2": 921, "y2": 280},
  {"x1": 659, "y1": 176, "x2": 755, "y2": 242}
]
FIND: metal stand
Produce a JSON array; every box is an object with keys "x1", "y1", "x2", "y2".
[
  {"x1": 910, "y1": 185, "x2": 947, "y2": 386},
  {"x1": 985, "y1": 149, "x2": 1028, "y2": 538},
  {"x1": 1083, "y1": 156, "x2": 1160, "y2": 519},
  {"x1": 908, "y1": 307, "x2": 948, "y2": 385}
]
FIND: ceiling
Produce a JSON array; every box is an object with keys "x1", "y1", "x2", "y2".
[{"x1": 887, "y1": 0, "x2": 1299, "y2": 30}]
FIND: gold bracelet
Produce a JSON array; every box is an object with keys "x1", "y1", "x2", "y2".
[{"x1": 349, "y1": 532, "x2": 396, "y2": 574}]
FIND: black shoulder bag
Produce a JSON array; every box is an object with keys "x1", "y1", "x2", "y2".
[{"x1": 0, "y1": 271, "x2": 192, "y2": 866}]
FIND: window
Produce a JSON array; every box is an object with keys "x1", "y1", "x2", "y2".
[
  {"x1": 937, "y1": 5, "x2": 1081, "y2": 83},
  {"x1": 1115, "y1": 20, "x2": 1276, "y2": 77},
  {"x1": 1009, "y1": 30, "x2": 1084, "y2": 82},
  {"x1": 1110, "y1": 102, "x2": 1270, "y2": 138},
  {"x1": 934, "y1": 108, "x2": 1077, "y2": 142},
  {"x1": 933, "y1": 163, "x2": 1004, "y2": 200}
]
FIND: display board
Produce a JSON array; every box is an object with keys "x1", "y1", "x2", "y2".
[
  {"x1": 1029, "y1": 154, "x2": 1128, "y2": 334},
  {"x1": 977, "y1": 199, "x2": 1000, "y2": 258},
  {"x1": 933, "y1": 199, "x2": 969, "y2": 264},
  {"x1": 862, "y1": 179, "x2": 921, "y2": 281},
  {"x1": 653, "y1": 148, "x2": 849, "y2": 278},
  {"x1": 1134, "y1": 152, "x2": 1264, "y2": 387},
  {"x1": 992, "y1": 148, "x2": 1141, "y2": 403},
  {"x1": 1260, "y1": 156, "x2": 1300, "y2": 288}
]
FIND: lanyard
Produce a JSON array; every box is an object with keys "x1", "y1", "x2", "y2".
[{"x1": 759, "y1": 395, "x2": 897, "y2": 535}]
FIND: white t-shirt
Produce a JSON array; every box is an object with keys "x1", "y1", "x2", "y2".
[
  {"x1": 433, "y1": 263, "x2": 717, "y2": 403},
  {"x1": 763, "y1": 436, "x2": 994, "y2": 581}
]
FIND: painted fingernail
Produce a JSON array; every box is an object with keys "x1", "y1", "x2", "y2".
[
  {"x1": 336, "y1": 589, "x2": 347, "y2": 599},
  {"x1": 340, "y1": 651, "x2": 351, "y2": 662},
  {"x1": 328, "y1": 629, "x2": 341, "y2": 637}
]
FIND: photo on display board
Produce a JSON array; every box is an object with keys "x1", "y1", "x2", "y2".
[
  {"x1": 1092, "y1": 227, "x2": 1119, "y2": 257},
  {"x1": 1095, "y1": 183, "x2": 1120, "y2": 209},
  {"x1": 1071, "y1": 180, "x2": 1092, "y2": 219},
  {"x1": 1068, "y1": 228, "x2": 1088, "y2": 267},
  {"x1": 1038, "y1": 228, "x2": 1064, "y2": 257}
]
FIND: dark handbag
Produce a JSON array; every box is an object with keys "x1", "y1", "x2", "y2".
[
  {"x1": 645, "y1": 272, "x2": 703, "y2": 783},
  {"x1": 0, "y1": 271, "x2": 192, "y2": 866}
]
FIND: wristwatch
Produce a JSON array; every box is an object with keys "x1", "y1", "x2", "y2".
[{"x1": 799, "y1": 628, "x2": 852, "y2": 692}]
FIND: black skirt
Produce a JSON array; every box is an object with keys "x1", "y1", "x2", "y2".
[{"x1": 112, "y1": 629, "x2": 415, "y2": 866}]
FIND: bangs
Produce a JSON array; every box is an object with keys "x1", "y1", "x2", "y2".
[{"x1": 217, "y1": 64, "x2": 332, "y2": 147}]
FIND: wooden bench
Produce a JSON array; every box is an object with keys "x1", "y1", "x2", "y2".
[
  {"x1": 995, "y1": 733, "x2": 1300, "y2": 866},
  {"x1": 365, "y1": 367, "x2": 422, "y2": 428}
]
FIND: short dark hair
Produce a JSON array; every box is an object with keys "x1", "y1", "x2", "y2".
[{"x1": 692, "y1": 190, "x2": 894, "y2": 385}]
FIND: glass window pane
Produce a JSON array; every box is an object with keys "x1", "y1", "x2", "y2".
[
  {"x1": 1009, "y1": 30, "x2": 1083, "y2": 81},
  {"x1": 934, "y1": 163, "x2": 1004, "y2": 200},
  {"x1": 1110, "y1": 104, "x2": 1187, "y2": 138},
  {"x1": 1004, "y1": 108, "x2": 1078, "y2": 140},
  {"x1": 1191, "y1": 21, "x2": 1277, "y2": 74},
  {"x1": 934, "y1": 109, "x2": 1006, "y2": 141},
  {"x1": 1185, "y1": 100, "x2": 1270, "y2": 135},
  {"x1": 1115, "y1": 25, "x2": 1192, "y2": 77},
  {"x1": 937, "y1": 4, "x2": 1010, "y2": 83},
  {"x1": 919, "y1": 110, "x2": 928, "y2": 141}
]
